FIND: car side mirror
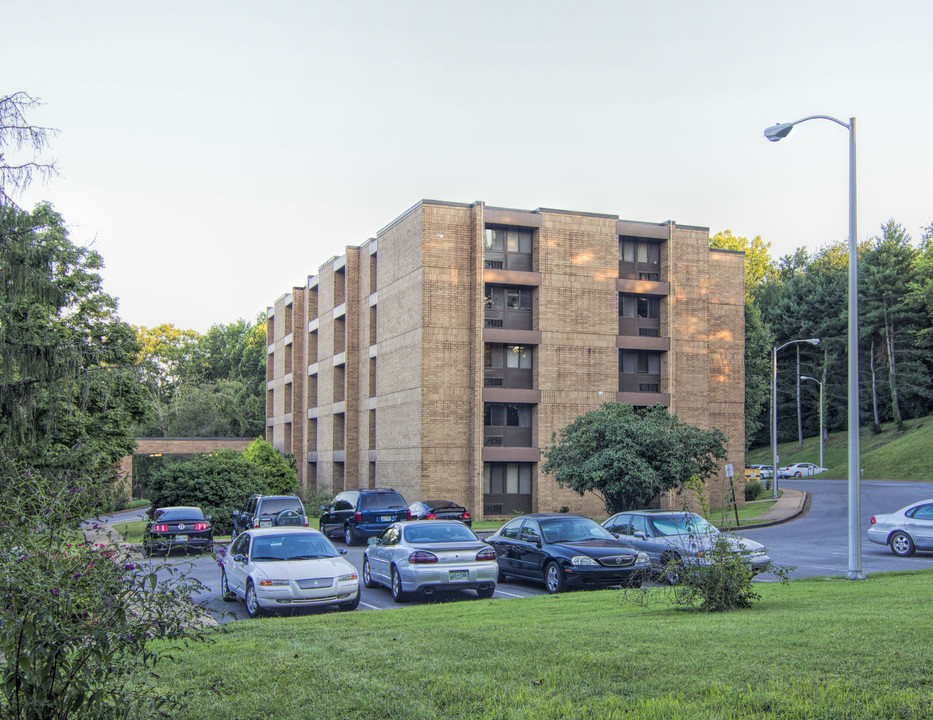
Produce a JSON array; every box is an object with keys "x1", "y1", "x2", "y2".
[
  {"x1": 233, "y1": 554, "x2": 246, "y2": 563},
  {"x1": 634, "y1": 531, "x2": 647, "y2": 540},
  {"x1": 611, "y1": 532, "x2": 620, "y2": 538},
  {"x1": 367, "y1": 537, "x2": 378, "y2": 546},
  {"x1": 338, "y1": 548, "x2": 348, "y2": 555}
]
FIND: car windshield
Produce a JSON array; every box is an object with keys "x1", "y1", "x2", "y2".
[
  {"x1": 404, "y1": 523, "x2": 476, "y2": 543},
  {"x1": 257, "y1": 498, "x2": 303, "y2": 515},
  {"x1": 154, "y1": 507, "x2": 204, "y2": 521},
  {"x1": 361, "y1": 493, "x2": 406, "y2": 511},
  {"x1": 540, "y1": 518, "x2": 615, "y2": 543},
  {"x1": 649, "y1": 514, "x2": 719, "y2": 537},
  {"x1": 249, "y1": 534, "x2": 338, "y2": 561}
]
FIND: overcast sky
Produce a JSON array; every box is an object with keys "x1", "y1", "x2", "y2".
[{"x1": 6, "y1": 1, "x2": 932, "y2": 332}]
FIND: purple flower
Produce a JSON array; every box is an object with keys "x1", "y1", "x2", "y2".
[
  {"x1": 123, "y1": 563, "x2": 135, "y2": 571},
  {"x1": 72, "y1": 572, "x2": 83, "y2": 580},
  {"x1": 51, "y1": 588, "x2": 60, "y2": 598}
]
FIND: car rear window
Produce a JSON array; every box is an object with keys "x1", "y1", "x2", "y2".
[
  {"x1": 155, "y1": 507, "x2": 204, "y2": 521},
  {"x1": 404, "y1": 523, "x2": 476, "y2": 544},
  {"x1": 360, "y1": 493, "x2": 406, "y2": 511},
  {"x1": 257, "y1": 498, "x2": 304, "y2": 515}
]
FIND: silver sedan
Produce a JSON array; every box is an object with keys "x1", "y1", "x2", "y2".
[
  {"x1": 362, "y1": 521, "x2": 498, "y2": 602},
  {"x1": 868, "y1": 498, "x2": 933, "y2": 556}
]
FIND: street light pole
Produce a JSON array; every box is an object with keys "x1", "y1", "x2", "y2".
[
  {"x1": 771, "y1": 338, "x2": 820, "y2": 499},
  {"x1": 801, "y1": 375, "x2": 823, "y2": 469},
  {"x1": 764, "y1": 114, "x2": 864, "y2": 580}
]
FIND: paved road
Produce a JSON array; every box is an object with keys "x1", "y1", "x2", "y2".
[
  {"x1": 107, "y1": 479, "x2": 933, "y2": 621},
  {"x1": 743, "y1": 478, "x2": 933, "y2": 579}
]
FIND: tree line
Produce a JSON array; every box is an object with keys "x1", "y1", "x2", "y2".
[{"x1": 712, "y1": 221, "x2": 933, "y2": 449}]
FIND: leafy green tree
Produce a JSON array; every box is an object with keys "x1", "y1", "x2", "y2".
[
  {"x1": 146, "y1": 450, "x2": 262, "y2": 533},
  {"x1": 0, "y1": 203, "x2": 145, "y2": 479},
  {"x1": 242, "y1": 437, "x2": 298, "y2": 495},
  {"x1": 541, "y1": 403, "x2": 728, "y2": 514}
]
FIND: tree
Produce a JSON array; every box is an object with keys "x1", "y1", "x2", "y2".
[
  {"x1": 241, "y1": 437, "x2": 298, "y2": 495},
  {"x1": 540, "y1": 403, "x2": 728, "y2": 514},
  {"x1": 0, "y1": 91, "x2": 55, "y2": 208},
  {"x1": 0, "y1": 203, "x2": 146, "y2": 479}
]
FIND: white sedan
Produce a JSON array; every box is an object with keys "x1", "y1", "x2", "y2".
[
  {"x1": 778, "y1": 462, "x2": 827, "y2": 478},
  {"x1": 868, "y1": 499, "x2": 933, "y2": 557},
  {"x1": 221, "y1": 527, "x2": 360, "y2": 617}
]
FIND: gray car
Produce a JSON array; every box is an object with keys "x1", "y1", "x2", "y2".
[
  {"x1": 868, "y1": 498, "x2": 933, "y2": 556},
  {"x1": 362, "y1": 521, "x2": 498, "y2": 602},
  {"x1": 602, "y1": 510, "x2": 771, "y2": 579}
]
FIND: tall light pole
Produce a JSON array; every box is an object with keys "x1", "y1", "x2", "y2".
[
  {"x1": 800, "y1": 375, "x2": 823, "y2": 469},
  {"x1": 764, "y1": 114, "x2": 864, "y2": 580},
  {"x1": 771, "y1": 338, "x2": 820, "y2": 500}
]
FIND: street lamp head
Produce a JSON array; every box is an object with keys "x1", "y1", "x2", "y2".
[
  {"x1": 764, "y1": 122, "x2": 794, "y2": 142},
  {"x1": 800, "y1": 375, "x2": 818, "y2": 383},
  {"x1": 806, "y1": 338, "x2": 820, "y2": 345}
]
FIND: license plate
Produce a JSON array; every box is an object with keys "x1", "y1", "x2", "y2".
[
  {"x1": 174, "y1": 535, "x2": 188, "y2": 542},
  {"x1": 378, "y1": 515, "x2": 393, "y2": 522},
  {"x1": 449, "y1": 570, "x2": 468, "y2": 581},
  {"x1": 260, "y1": 520, "x2": 272, "y2": 528}
]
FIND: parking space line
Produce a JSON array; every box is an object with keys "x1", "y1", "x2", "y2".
[
  {"x1": 359, "y1": 601, "x2": 381, "y2": 610},
  {"x1": 493, "y1": 589, "x2": 528, "y2": 598}
]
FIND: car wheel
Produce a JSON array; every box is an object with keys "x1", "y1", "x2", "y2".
[
  {"x1": 220, "y1": 569, "x2": 236, "y2": 601},
  {"x1": 662, "y1": 554, "x2": 683, "y2": 585},
  {"x1": 344, "y1": 525, "x2": 357, "y2": 546},
  {"x1": 544, "y1": 561, "x2": 566, "y2": 594},
  {"x1": 476, "y1": 585, "x2": 495, "y2": 599},
  {"x1": 339, "y1": 589, "x2": 361, "y2": 611},
  {"x1": 890, "y1": 531, "x2": 916, "y2": 557},
  {"x1": 362, "y1": 557, "x2": 379, "y2": 588},
  {"x1": 245, "y1": 581, "x2": 265, "y2": 618},
  {"x1": 795, "y1": 471, "x2": 802, "y2": 477},
  {"x1": 390, "y1": 565, "x2": 408, "y2": 603}
]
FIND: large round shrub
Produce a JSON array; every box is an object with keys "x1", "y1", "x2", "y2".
[{"x1": 146, "y1": 450, "x2": 261, "y2": 534}]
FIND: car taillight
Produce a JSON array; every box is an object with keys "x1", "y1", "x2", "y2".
[
  {"x1": 463, "y1": 511, "x2": 471, "y2": 520},
  {"x1": 475, "y1": 547, "x2": 496, "y2": 562},
  {"x1": 193, "y1": 523, "x2": 210, "y2": 531},
  {"x1": 870, "y1": 516, "x2": 876, "y2": 524},
  {"x1": 408, "y1": 551, "x2": 438, "y2": 564},
  {"x1": 425, "y1": 512, "x2": 436, "y2": 519},
  {"x1": 153, "y1": 524, "x2": 169, "y2": 532},
  {"x1": 406, "y1": 509, "x2": 411, "y2": 520},
  {"x1": 354, "y1": 512, "x2": 363, "y2": 522},
  {"x1": 253, "y1": 521, "x2": 259, "y2": 528}
]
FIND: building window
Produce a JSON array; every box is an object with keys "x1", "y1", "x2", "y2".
[
  {"x1": 484, "y1": 344, "x2": 534, "y2": 389},
  {"x1": 484, "y1": 403, "x2": 533, "y2": 447},
  {"x1": 619, "y1": 350, "x2": 660, "y2": 374},
  {"x1": 619, "y1": 237, "x2": 662, "y2": 281},
  {"x1": 484, "y1": 285, "x2": 533, "y2": 331},
  {"x1": 484, "y1": 226, "x2": 534, "y2": 271},
  {"x1": 483, "y1": 462, "x2": 533, "y2": 516}
]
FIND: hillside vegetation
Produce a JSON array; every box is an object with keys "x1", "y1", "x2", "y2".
[{"x1": 746, "y1": 414, "x2": 933, "y2": 481}]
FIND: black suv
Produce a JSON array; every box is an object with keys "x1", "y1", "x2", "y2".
[
  {"x1": 319, "y1": 489, "x2": 409, "y2": 546},
  {"x1": 231, "y1": 495, "x2": 308, "y2": 538}
]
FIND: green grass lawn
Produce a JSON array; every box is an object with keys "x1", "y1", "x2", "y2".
[
  {"x1": 152, "y1": 570, "x2": 933, "y2": 719},
  {"x1": 747, "y1": 415, "x2": 933, "y2": 481}
]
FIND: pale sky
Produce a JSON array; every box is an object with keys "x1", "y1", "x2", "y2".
[{"x1": 6, "y1": 1, "x2": 932, "y2": 332}]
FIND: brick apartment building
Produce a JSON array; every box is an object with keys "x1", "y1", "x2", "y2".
[{"x1": 265, "y1": 199, "x2": 745, "y2": 519}]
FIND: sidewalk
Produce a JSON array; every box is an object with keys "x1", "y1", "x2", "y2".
[{"x1": 724, "y1": 488, "x2": 810, "y2": 530}]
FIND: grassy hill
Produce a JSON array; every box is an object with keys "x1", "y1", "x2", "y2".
[{"x1": 746, "y1": 415, "x2": 933, "y2": 481}]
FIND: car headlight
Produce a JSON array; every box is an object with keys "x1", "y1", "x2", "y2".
[
  {"x1": 571, "y1": 555, "x2": 599, "y2": 566},
  {"x1": 636, "y1": 552, "x2": 649, "y2": 565},
  {"x1": 258, "y1": 579, "x2": 289, "y2": 587},
  {"x1": 337, "y1": 573, "x2": 358, "y2": 582}
]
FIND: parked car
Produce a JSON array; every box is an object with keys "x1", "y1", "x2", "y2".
[
  {"x1": 363, "y1": 520, "x2": 496, "y2": 602},
  {"x1": 143, "y1": 506, "x2": 213, "y2": 556},
  {"x1": 868, "y1": 498, "x2": 933, "y2": 557},
  {"x1": 220, "y1": 527, "x2": 360, "y2": 617},
  {"x1": 231, "y1": 495, "x2": 308, "y2": 538},
  {"x1": 484, "y1": 513, "x2": 651, "y2": 594},
  {"x1": 601, "y1": 510, "x2": 771, "y2": 580},
  {"x1": 757, "y1": 465, "x2": 774, "y2": 480},
  {"x1": 778, "y1": 463, "x2": 827, "y2": 478},
  {"x1": 319, "y1": 489, "x2": 409, "y2": 546},
  {"x1": 408, "y1": 500, "x2": 472, "y2": 527}
]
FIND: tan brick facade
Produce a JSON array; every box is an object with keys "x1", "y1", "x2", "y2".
[{"x1": 267, "y1": 200, "x2": 745, "y2": 518}]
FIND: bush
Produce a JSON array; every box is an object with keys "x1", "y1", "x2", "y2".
[
  {"x1": 744, "y1": 480, "x2": 763, "y2": 501},
  {"x1": 0, "y1": 455, "x2": 211, "y2": 719},
  {"x1": 241, "y1": 438, "x2": 298, "y2": 495},
  {"x1": 300, "y1": 489, "x2": 334, "y2": 519},
  {"x1": 146, "y1": 450, "x2": 262, "y2": 534}
]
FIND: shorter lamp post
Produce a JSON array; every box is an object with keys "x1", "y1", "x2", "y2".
[
  {"x1": 800, "y1": 375, "x2": 824, "y2": 469},
  {"x1": 771, "y1": 338, "x2": 820, "y2": 499}
]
